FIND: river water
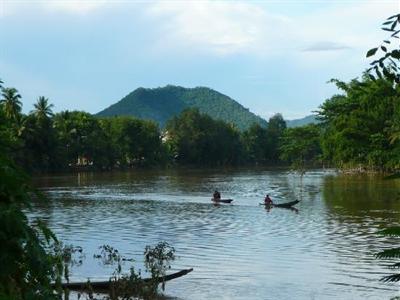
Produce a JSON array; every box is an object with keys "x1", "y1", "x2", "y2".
[{"x1": 32, "y1": 168, "x2": 400, "y2": 299}]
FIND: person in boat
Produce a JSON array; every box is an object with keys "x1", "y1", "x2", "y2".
[
  {"x1": 213, "y1": 190, "x2": 221, "y2": 200},
  {"x1": 264, "y1": 194, "x2": 273, "y2": 205}
]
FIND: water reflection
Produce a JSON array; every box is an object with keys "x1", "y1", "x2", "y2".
[{"x1": 30, "y1": 168, "x2": 399, "y2": 299}]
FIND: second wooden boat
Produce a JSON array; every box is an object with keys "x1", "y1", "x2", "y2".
[
  {"x1": 260, "y1": 200, "x2": 299, "y2": 208},
  {"x1": 211, "y1": 198, "x2": 233, "y2": 203}
]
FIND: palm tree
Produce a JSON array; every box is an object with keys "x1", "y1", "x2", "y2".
[
  {"x1": 33, "y1": 96, "x2": 54, "y2": 119},
  {"x1": 0, "y1": 87, "x2": 22, "y2": 120}
]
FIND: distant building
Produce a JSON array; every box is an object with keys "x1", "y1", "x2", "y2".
[{"x1": 77, "y1": 156, "x2": 93, "y2": 166}]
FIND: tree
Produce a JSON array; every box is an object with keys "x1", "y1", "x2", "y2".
[
  {"x1": 317, "y1": 77, "x2": 399, "y2": 170},
  {"x1": 280, "y1": 124, "x2": 322, "y2": 171},
  {"x1": 100, "y1": 116, "x2": 165, "y2": 167},
  {"x1": 166, "y1": 108, "x2": 243, "y2": 166},
  {"x1": 241, "y1": 124, "x2": 268, "y2": 163},
  {"x1": 266, "y1": 113, "x2": 286, "y2": 162},
  {"x1": 20, "y1": 113, "x2": 58, "y2": 172},
  {"x1": 0, "y1": 155, "x2": 65, "y2": 299},
  {"x1": 0, "y1": 87, "x2": 22, "y2": 120},
  {"x1": 53, "y1": 111, "x2": 108, "y2": 168},
  {"x1": 32, "y1": 96, "x2": 54, "y2": 119}
]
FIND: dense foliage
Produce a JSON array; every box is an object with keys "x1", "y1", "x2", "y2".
[
  {"x1": 279, "y1": 124, "x2": 322, "y2": 171},
  {"x1": 0, "y1": 155, "x2": 65, "y2": 299},
  {"x1": 0, "y1": 82, "x2": 290, "y2": 170},
  {"x1": 166, "y1": 109, "x2": 244, "y2": 166},
  {"x1": 317, "y1": 76, "x2": 400, "y2": 170},
  {"x1": 366, "y1": 13, "x2": 400, "y2": 84},
  {"x1": 0, "y1": 88, "x2": 168, "y2": 172},
  {"x1": 97, "y1": 85, "x2": 268, "y2": 131},
  {"x1": 375, "y1": 227, "x2": 400, "y2": 283}
]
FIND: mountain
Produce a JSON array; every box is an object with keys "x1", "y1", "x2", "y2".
[
  {"x1": 96, "y1": 85, "x2": 267, "y2": 130},
  {"x1": 286, "y1": 115, "x2": 319, "y2": 128}
]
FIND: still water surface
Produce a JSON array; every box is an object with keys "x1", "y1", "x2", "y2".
[{"x1": 32, "y1": 168, "x2": 400, "y2": 299}]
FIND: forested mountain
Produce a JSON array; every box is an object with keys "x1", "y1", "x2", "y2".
[
  {"x1": 96, "y1": 85, "x2": 267, "y2": 130},
  {"x1": 286, "y1": 115, "x2": 318, "y2": 127}
]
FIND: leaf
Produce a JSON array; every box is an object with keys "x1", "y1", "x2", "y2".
[
  {"x1": 382, "y1": 27, "x2": 395, "y2": 32},
  {"x1": 387, "y1": 14, "x2": 400, "y2": 20},
  {"x1": 391, "y1": 50, "x2": 400, "y2": 59},
  {"x1": 366, "y1": 48, "x2": 378, "y2": 57},
  {"x1": 368, "y1": 74, "x2": 376, "y2": 81},
  {"x1": 383, "y1": 67, "x2": 394, "y2": 80},
  {"x1": 377, "y1": 227, "x2": 400, "y2": 236},
  {"x1": 391, "y1": 20, "x2": 398, "y2": 31},
  {"x1": 375, "y1": 67, "x2": 383, "y2": 79},
  {"x1": 392, "y1": 30, "x2": 400, "y2": 37},
  {"x1": 389, "y1": 262, "x2": 400, "y2": 269},
  {"x1": 381, "y1": 46, "x2": 387, "y2": 52},
  {"x1": 383, "y1": 40, "x2": 391, "y2": 44},
  {"x1": 383, "y1": 20, "x2": 393, "y2": 25},
  {"x1": 375, "y1": 247, "x2": 400, "y2": 259},
  {"x1": 380, "y1": 273, "x2": 400, "y2": 282}
]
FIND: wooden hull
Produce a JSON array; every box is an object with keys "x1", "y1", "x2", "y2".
[
  {"x1": 57, "y1": 268, "x2": 193, "y2": 292},
  {"x1": 260, "y1": 200, "x2": 299, "y2": 208},
  {"x1": 211, "y1": 198, "x2": 233, "y2": 203}
]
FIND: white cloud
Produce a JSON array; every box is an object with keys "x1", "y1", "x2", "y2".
[
  {"x1": 146, "y1": 0, "x2": 398, "y2": 57},
  {"x1": 146, "y1": 1, "x2": 290, "y2": 55},
  {"x1": 302, "y1": 41, "x2": 351, "y2": 52},
  {"x1": 44, "y1": 0, "x2": 108, "y2": 15},
  {"x1": 1, "y1": 0, "x2": 109, "y2": 17}
]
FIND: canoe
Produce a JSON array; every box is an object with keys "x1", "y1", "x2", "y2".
[
  {"x1": 274, "y1": 200, "x2": 299, "y2": 208},
  {"x1": 211, "y1": 198, "x2": 233, "y2": 203},
  {"x1": 260, "y1": 200, "x2": 299, "y2": 208},
  {"x1": 56, "y1": 268, "x2": 193, "y2": 292}
]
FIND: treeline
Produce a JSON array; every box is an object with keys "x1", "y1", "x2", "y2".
[
  {"x1": 0, "y1": 80, "x2": 291, "y2": 172},
  {"x1": 1, "y1": 74, "x2": 399, "y2": 173},
  {"x1": 318, "y1": 76, "x2": 400, "y2": 170}
]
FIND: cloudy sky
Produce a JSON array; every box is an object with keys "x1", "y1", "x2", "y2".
[{"x1": 0, "y1": 0, "x2": 398, "y2": 119}]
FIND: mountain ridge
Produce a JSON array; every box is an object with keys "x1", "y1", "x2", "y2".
[{"x1": 96, "y1": 85, "x2": 268, "y2": 130}]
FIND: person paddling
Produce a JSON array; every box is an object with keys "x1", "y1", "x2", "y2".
[
  {"x1": 213, "y1": 190, "x2": 221, "y2": 200},
  {"x1": 264, "y1": 194, "x2": 273, "y2": 205}
]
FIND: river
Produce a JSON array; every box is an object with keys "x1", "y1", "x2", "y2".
[{"x1": 31, "y1": 168, "x2": 400, "y2": 299}]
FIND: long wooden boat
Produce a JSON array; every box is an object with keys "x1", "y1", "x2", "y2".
[
  {"x1": 211, "y1": 198, "x2": 233, "y2": 203},
  {"x1": 274, "y1": 200, "x2": 299, "y2": 208},
  {"x1": 260, "y1": 200, "x2": 299, "y2": 208},
  {"x1": 57, "y1": 268, "x2": 193, "y2": 292}
]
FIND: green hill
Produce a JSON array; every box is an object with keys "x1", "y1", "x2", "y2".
[
  {"x1": 96, "y1": 85, "x2": 267, "y2": 130},
  {"x1": 286, "y1": 115, "x2": 319, "y2": 128}
]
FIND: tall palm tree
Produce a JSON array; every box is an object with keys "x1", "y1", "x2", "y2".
[
  {"x1": 33, "y1": 96, "x2": 54, "y2": 119},
  {"x1": 0, "y1": 87, "x2": 22, "y2": 120}
]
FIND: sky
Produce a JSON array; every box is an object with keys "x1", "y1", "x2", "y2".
[{"x1": 0, "y1": 0, "x2": 399, "y2": 120}]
